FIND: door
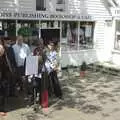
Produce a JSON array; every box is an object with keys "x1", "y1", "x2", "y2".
[{"x1": 41, "y1": 28, "x2": 60, "y2": 45}]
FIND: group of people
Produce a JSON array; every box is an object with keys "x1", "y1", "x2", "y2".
[{"x1": 0, "y1": 35, "x2": 62, "y2": 114}]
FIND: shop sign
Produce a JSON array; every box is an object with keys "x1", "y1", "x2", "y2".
[{"x1": 0, "y1": 11, "x2": 92, "y2": 20}]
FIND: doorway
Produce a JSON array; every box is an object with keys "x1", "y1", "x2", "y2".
[{"x1": 41, "y1": 28, "x2": 60, "y2": 45}]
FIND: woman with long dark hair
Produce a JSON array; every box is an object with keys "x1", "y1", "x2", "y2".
[{"x1": 45, "y1": 41, "x2": 62, "y2": 99}]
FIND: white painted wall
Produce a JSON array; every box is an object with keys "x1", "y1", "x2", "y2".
[{"x1": 61, "y1": 49, "x2": 98, "y2": 67}]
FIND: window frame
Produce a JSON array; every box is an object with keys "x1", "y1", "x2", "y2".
[{"x1": 114, "y1": 20, "x2": 120, "y2": 50}]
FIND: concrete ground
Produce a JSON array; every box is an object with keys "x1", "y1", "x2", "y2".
[{"x1": 1, "y1": 69, "x2": 120, "y2": 120}]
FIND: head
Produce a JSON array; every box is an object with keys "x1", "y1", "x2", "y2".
[
  {"x1": 47, "y1": 41, "x2": 55, "y2": 51},
  {"x1": 3, "y1": 37, "x2": 12, "y2": 46},
  {"x1": 17, "y1": 35, "x2": 24, "y2": 45}
]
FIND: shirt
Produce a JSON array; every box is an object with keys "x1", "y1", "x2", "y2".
[
  {"x1": 12, "y1": 43, "x2": 31, "y2": 67},
  {"x1": 45, "y1": 50, "x2": 59, "y2": 73}
]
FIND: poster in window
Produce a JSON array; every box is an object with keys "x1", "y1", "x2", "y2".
[{"x1": 85, "y1": 25, "x2": 92, "y2": 37}]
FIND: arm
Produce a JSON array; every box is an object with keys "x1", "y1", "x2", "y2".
[{"x1": 26, "y1": 44, "x2": 31, "y2": 56}]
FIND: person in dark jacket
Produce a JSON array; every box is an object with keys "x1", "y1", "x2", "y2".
[
  {"x1": 0, "y1": 38, "x2": 8, "y2": 113},
  {"x1": 1, "y1": 37, "x2": 17, "y2": 97}
]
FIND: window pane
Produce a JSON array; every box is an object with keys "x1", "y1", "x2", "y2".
[
  {"x1": 61, "y1": 21, "x2": 78, "y2": 51},
  {"x1": 36, "y1": 0, "x2": 46, "y2": 11},
  {"x1": 57, "y1": 0, "x2": 65, "y2": 4},
  {"x1": 79, "y1": 22, "x2": 94, "y2": 49},
  {"x1": 56, "y1": 0, "x2": 65, "y2": 11},
  {"x1": 61, "y1": 21, "x2": 94, "y2": 51},
  {"x1": 115, "y1": 21, "x2": 120, "y2": 50},
  {"x1": 2, "y1": 20, "x2": 16, "y2": 40}
]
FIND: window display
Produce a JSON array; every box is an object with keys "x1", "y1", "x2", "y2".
[
  {"x1": 61, "y1": 21, "x2": 94, "y2": 51},
  {"x1": 79, "y1": 22, "x2": 94, "y2": 49}
]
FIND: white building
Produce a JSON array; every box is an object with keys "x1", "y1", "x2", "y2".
[{"x1": 0, "y1": 0, "x2": 112, "y2": 67}]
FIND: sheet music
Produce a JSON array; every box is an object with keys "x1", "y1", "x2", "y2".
[{"x1": 25, "y1": 55, "x2": 38, "y2": 75}]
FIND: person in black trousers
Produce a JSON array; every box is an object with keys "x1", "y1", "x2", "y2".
[
  {"x1": 45, "y1": 41, "x2": 62, "y2": 99},
  {"x1": 0, "y1": 37, "x2": 17, "y2": 113}
]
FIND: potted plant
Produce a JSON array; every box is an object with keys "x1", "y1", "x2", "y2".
[
  {"x1": 80, "y1": 61, "x2": 87, "y2": 77},
  {"x1": 18, "y1": 25, "x2": 32, "y2": 44}
]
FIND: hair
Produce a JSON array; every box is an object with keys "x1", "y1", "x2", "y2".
[
  {"x1": 3, "y1": 37, "x2": 10, "y2": 41},
  {"x1": 0, "y1": 36, "x2": 5, "y2": 46},
  {"x1": 17, "y1": 35, "x2": 23, "y2": 39},
  {"x1": 48, "y1": 41, "x2": 55, "y2": 46}
]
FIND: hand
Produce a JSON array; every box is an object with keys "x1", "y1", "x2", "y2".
[
  {"x1": 53, "y1": 66, "x2": 59, "y2": 72},
  {"x1": 0, "y1": 45, "x2": 4, "y2": 57}
]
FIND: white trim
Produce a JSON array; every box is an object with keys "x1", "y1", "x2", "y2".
[
  {"x1": 112, "y1": 49, "x2": 120, "y2": 54},
  {"x1": 61, "y1": 49, "x2": 96, "y2": 54}
]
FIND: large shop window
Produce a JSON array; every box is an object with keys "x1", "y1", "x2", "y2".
[
  {"x1": 56, "y1": 0, "x2": 65, "y2": 11},
  {"x1": 61, "y1": 21, "x2": 94, "y2": 51},
  {"x1": 0, "y1": 20, "x2": 16, "y2": 40},
  {"x1": 115, "y1": 21, "x2": 120, "y2": 50},
  {"x1": 36, "y1": 0, "x2": 46, "y2": 11}
]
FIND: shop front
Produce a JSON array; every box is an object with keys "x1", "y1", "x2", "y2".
[{"x1": 0, "y1": 8, "x2": 112, "y2": 67}]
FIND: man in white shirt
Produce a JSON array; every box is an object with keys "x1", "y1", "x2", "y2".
[{"x1": 12, "y1": 35, "x2": 31, "y2": 76}]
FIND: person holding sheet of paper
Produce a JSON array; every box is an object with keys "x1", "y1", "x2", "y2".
[{"x1": 33, "y1": 39, "x2": 46, "y2": 104}]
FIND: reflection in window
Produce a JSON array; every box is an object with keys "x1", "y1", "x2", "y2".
[
  {"x1": 115, "y1": 21, "x2": 120, "y2": 50},
  {"x1": 36, "y1": 0, "x2": 46, "y2": 11},
  {"x1": 79, "y1": 22, "x2": 94, "y2": 49},
  {"x1": 61, "y1": 21, "x2": 94, "y2": 51},
  {"x1": 2, "y1": 20, "x2": 16, "y2": 40}
]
